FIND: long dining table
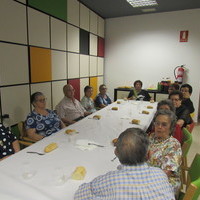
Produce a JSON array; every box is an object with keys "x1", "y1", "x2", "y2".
[{"x1": 0, "y1": 100, "x2": 157, "y2": 200}]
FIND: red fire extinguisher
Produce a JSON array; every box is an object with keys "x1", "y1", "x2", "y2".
[{"x1": 174, "y1": 65, "x2": 185, "y2": 84}]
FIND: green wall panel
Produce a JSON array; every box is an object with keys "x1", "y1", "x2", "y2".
[{"x1": 28, "y1": 0, "x2": 67, "y2": 21}]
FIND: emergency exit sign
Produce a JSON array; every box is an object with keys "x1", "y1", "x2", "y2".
[{"x1": 180, "y1": 30, "x2": 189, "y2": 42}]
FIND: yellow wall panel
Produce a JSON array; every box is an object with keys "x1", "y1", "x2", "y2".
[
  {"x1": 30, "y1": 47, "x2": 52, "y2": 82},
  {"x1": 90, "y1": 77, "x2": 98, "y2": 99}
]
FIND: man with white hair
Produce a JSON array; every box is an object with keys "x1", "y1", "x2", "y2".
[{"x1": 56, "y1": 84, "x2": 90, "y2": 125}]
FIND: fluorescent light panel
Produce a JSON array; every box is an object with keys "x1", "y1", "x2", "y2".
[{"x1": 127, "y1": 0, "x2": 158, "y2": 7}]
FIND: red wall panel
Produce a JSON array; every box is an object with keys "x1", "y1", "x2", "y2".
[
  {"x1": 68, "y1": 79, "x2": 80, "y2": 101},
  {"x1": 98, "y1": 37, "x2": 105, "y2": 57}
]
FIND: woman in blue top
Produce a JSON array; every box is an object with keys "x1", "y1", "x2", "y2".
[
  {"x1": 95, "y1": 84, "x2": 112, "y2": 108},
  {"x1": 25, "y1": 92, "x2": 65, "y2": 141}
]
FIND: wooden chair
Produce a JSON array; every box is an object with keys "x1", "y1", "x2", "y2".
[
  {"x1": 11, "y1": 121, "x2": 36, "y2": 148},
  {"x1": 182, "y1": 178, "x2": 200, "y2": 200},
  {"x1": 179, "y1": 154, "x2": 200, "y2": 200},
  {"x1": 181, "y1": 128, "x2": 193, "y2": 184}
]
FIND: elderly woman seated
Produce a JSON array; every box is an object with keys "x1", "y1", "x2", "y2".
[
  {"x1": 25, "y1": 92, "x2": 65, "y2": 141},
  {"x1": 128, "y1": 80, "x2": 151, "y2": 101},
  {"x1": 0, "y1": 123, "x2": 20, "y2": 161},
  {"x1": 157, "y1": 99, "x2": 183, "y2": 144},
  {"x1": 180, "y1": 84, "x2": 195, "y2": 114},
  {"x1": 81, "y1": 86, "x2": 96, "y2": 113},
  {"x1": 148, "y1": 109, "x2": 182, "y2": 195},
  {"x1": 169, "y1": 90, "x2": 192, "y2": 128},
  {"x1": 95, "y1": 84, "x2": 112, "y2": 108}
]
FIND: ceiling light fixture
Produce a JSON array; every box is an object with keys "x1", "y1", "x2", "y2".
[
  {"x1": 126, "y1": 0, "x2": 158, "y2": 7},
  {"x1": 141, "y1": 8, "x2": 156, "y2": 12}
]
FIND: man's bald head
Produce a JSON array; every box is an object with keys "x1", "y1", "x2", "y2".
[
  {"x1": 115, "y1": 128, "x2": 149, "y2": 166},
  {"x1": 63, "y1": 84, "x2": 75, "y2": 98}
]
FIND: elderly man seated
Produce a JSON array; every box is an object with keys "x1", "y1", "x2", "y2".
[
  {"x1": 56, "y1": 84, "x2": 90, "y2": 125},
  {"x1": 74, "y1": 128, "x2": 175, "y2": 200}
]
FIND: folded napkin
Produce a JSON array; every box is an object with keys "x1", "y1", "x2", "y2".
[{"x1": 75, "y1": 139, "x2": 97, "y2": 151}]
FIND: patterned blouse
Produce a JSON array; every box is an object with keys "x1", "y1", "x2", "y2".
[
  {"x1": 148, "y1": 133, "x2": 182, "y2": 194},
  {"x1": 25, "y1": 109, "x2": 62, "y2": 137},
  {"x1": 0, "y1": 123, "x2": 17, "y2": 159}
]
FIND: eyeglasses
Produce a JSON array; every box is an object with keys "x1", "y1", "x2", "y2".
[
  {"x1": 154, "y1": 121, "x2": 169, "y2": 128},
  {"x1": 170, "y1": 98, "x2": 180, "y2": 102},
  {"x1": 36, "y1": 98, "x2": 47, "y2": 103},
  {"x1": 181, "y1": 89, "x2": 189, "y2": 93}
]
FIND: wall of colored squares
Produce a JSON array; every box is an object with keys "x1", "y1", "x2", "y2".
[{"x1": 0, "y1": 0, "x2": 105, "y2": 126}]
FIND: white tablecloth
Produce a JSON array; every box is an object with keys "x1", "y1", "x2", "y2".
[{"x1": 0, "y1": 100, "x2": 157, "y2": 200}]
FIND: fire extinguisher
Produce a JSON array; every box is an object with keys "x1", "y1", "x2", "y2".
[{"x1": 174, "y1": 65, "x2": 185, "y2": 84}]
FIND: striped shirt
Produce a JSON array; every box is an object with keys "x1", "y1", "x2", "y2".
[{"x1": 74, "y1": 163, "x2": 175, "y2": 200}]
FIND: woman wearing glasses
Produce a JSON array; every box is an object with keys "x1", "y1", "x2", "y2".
[
  {"x1": 148, "y1": 109, "x2": 182, "y2": 195},
  {"x1": 95, "y1": 84, "x2": 112, "y2": 108},
  {"x1": 25, "y1": 92, "x2": 65, "y2": 141},
  {"x1": 169, "y1": 90, "x2": 192, "y2": 127}
]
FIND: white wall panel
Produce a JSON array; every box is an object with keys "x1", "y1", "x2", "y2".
[
  {"x1": 80, "y1": 55, "x2": 89, "y2": 78},
  {"x1": 68, "y1": 53, "x2": 80, "y2": 79},
  {"x1": 90, "y1": 11, "x2": 98, "y2": 34},
  {"x1": 89, "y1": 56, "x2": 97, "y2": 76},
  {"x1": 52, "y1": 50, "x2": 67, "y2": 80},
  {"x1": 0, "y1": 43, "x2": 29, "y2": 86},
  {"x1": 98, "y1": 16, "x2": 105, "y2": 38},
  {"x1": 90, "y1": 34, "x2": 97, "y2": 56},
  {"x1": 67, "y1": 0, "x2": 79, "y2": 26},
  {"x1": 98, "y1": 76, "x2": 104, "y2": 88},
  {"x1": 67, "y1": 24, "x2": 79, "y2": 53},
  {"x1": 80, "y1": 78, "x2": 89, "y2": 100},
  {"x1": 0, "y1": 0, "x2": 27, "y2": 44},
  {"x1": 31, "y1": 82, "x2": 52, "y2": 109},
  {"x1": 80, "y1": 3, "x2": 90, "y2": 31},
  {"x1": 51, "y1": 18, "x2": 67, "y2": 51},
  {"x1": 97, "y1": 57, "x2": 104, "y2": 76},
  {"x1": 1, "y1": 85, "x2": 30, "y2": 125},
  {"x1": 28, "y1": 8, "x2": 50, "y2": 48},
  {"x1": 52, "y1": 81, "x2": 67, "y2": 109}
]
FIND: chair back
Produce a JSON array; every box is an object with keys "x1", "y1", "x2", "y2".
[
  {"x1": 182, "y1": 128, "x2": 192, "y2": 157},
  {"x1": 187, "y1": 154, "x2": 200, "y2": 186},
  {"x1": 17, "y1": 121, "x2": 26, "y2": 138},
  {"x1": 10, "y1": 124, "x2": 21, "y2": 139},
  {"x1": 183, "y1": 177, "x2": 200, "y2": 200}
]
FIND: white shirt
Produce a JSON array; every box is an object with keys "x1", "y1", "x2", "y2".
[{"x1": 55, "y1": 97, "x2": 86, "y2": 121}]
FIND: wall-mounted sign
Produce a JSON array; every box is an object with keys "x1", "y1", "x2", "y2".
[{"x1": 180, "y1": 30, "x2": 189, "y2": 42}]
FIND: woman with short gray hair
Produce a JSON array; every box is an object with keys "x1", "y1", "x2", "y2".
[
  {"x1": 157, "y1": 99, "x2": 175, "y2": 112},
  {"x1": 148, "y1": 109, "x2": 182, "y2": 196},
  {"x1": 25, "y1": 92, "x2": 65, "y2": 141}
]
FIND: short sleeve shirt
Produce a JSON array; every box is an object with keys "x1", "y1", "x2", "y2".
[
  {"x1": 25, "y1": 109, "x2": 62, "y2": 137},
  {"x1": 81, "y1": 96, "x2": 96, "y2": 113},
  {"x1": 148, "y1": 134, "x2": 182, "y2": 193},
  {"x1": 56, "y1": 97, "x2": 86, "y2": 121},
  {"x1": 95, "y1": 94, "x2": 112, "y2": 107},
  {"x1": 0, "y1": 123, "x2": 17, "y2": 159}
]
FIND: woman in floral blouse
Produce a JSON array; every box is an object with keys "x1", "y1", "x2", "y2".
[{"x1": 148, "y1": 109, "x2": 182, "y2": 195}]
